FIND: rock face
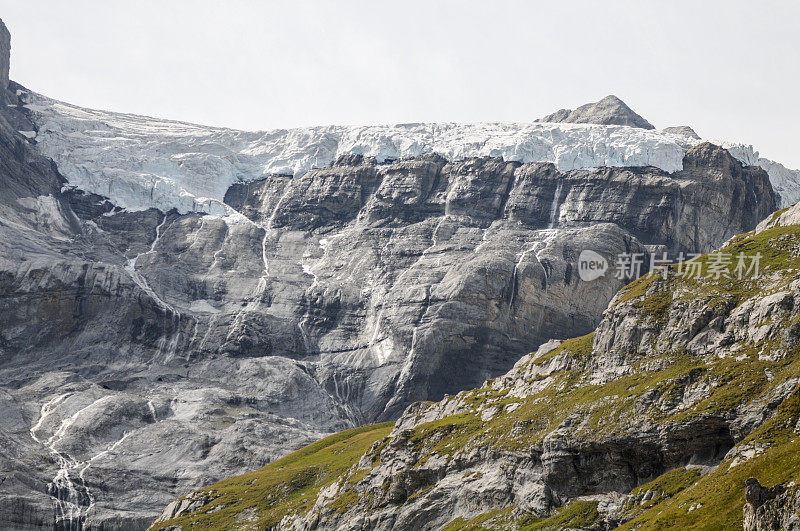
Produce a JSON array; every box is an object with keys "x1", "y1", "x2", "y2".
[
  {"x1": 744, "y1": 479, "x2": 800, "y2": 531},
  {"x1": 536, "y1": 95, "x2": 655, "y2": 129},
  {"x1": 722, "y1": 143, "x2": 800, "y2": 208},
  {"x1": 156, "y1": 209, "x2": 800, "y2": 530},
  {"x1": 0, "y1": 17, "x2": 790, "y2": 530}
]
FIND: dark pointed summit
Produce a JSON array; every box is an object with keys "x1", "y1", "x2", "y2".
[
  {"x1": 0, "y1": 18, "x2": 10, "y2": 91},
  {"x1": 536, "y1": 95, "x2": 655, "y2": 130}
]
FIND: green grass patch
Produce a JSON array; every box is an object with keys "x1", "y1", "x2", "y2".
[
  {"x1": 407, "y1": 412, "x2": 485, "y2": 462},
  {"x1": 620, "y1": 466, "x2": 703, "y2": 519},
  {"x1": 530, "y1": 332, "x2": 595, "y2": 366},
  {"x1": 522, "y1": 500, "x2": 600, "y2": 530},
  {"x1": 442, "y1": 507, "x2": 515, "y2": 530},
  {"x1": 630, "y1": 466, "x2": 702, "y2": 499},
  {"x1": 614, "y1": 225, "x2": 800, "y2": 325},
  {"x1": 614, "y1": 272, "x2": 672, "y2": 324}
]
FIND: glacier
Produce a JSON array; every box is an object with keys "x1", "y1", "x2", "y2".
[{"x1": 21, "y1": 89, "x2": 800, "y2": 214}]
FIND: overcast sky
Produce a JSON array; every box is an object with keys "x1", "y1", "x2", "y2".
[{"x1": 2, "y1": 1, "x2": 798, "y2": 168}]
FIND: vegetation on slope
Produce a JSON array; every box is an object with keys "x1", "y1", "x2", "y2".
[{"x1": 442, "y1": 500, "x2": 601, "y2": 531}]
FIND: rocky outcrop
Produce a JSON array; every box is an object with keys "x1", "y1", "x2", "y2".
[
  {"x1": 0, "y1": 130, "x2": 777, "y2": 528},
  {"x1": 757, "y1": 200, "x2": 800, "y2": 233},
  {"x1": 0, "y1": 93, "x2": 781, "y2": 528},
  {"x1": 537, "y1": 95, "x2": 655, "y2": 129},
  {"x1": 722, "y1": 143, "x2": 800, "y2": 208},
  {"x1": 744, "y1": 479, "x2": 800, "y2": 531}
]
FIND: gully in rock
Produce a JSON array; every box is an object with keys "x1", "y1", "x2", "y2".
[
  {"x1": 548, "y1": 179, "x2": 564, "y2": 229},
  {"x1": 29, "y1": 395, "x2": 92, "y2": 530},
  {"x1": 49, "y1": 453, "x2": 91, "y2": 531}
]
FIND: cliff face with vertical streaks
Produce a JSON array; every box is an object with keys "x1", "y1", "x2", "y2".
[{"x1": 154, "y1": 194, "x2": 800, "y2": 531}]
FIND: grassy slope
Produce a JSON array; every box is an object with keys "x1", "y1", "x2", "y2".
[
  {"x1": 443, "y1": 501, "x2": 601, "y2": 530},
  {"x1": 150, "y1": 422, "x2": 394, "y2": 530}
]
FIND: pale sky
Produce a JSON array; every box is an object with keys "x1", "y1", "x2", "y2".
[{"x1": 2, "y1": 1, "x2": 799, "y2": 168}]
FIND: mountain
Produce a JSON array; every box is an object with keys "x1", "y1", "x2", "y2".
[
  {"x1": 0, "y1": 17, "x2": 798, "y2": 529},
  {"x1": 535, "y1": 95, "x2": 655, "y2": 130},
  {"x1": 152, "y1": 203, "x2": 800, "y2": 530}
]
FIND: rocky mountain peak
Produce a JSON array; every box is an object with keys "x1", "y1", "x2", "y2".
[
  {"x1": 537, "y1": 94, "x2": 656, "y2": 129},
  {"x1": 663, "y1": 125, "x2": 701, "y2": 139},
  {"x1": 0, "y1": 18, "x2": 10, "y2": 91}
]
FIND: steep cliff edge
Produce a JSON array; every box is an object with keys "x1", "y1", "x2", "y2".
[{"x1": 153, "y1": 210, "x2": 800, "y2": 529}]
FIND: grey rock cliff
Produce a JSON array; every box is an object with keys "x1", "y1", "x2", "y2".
[
  {"x1": 0, "y1": 129, "x2": 775, "y2": 528},
  {"x1": 536, "y1": 95, "x2": 655, "y2": 129}
]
